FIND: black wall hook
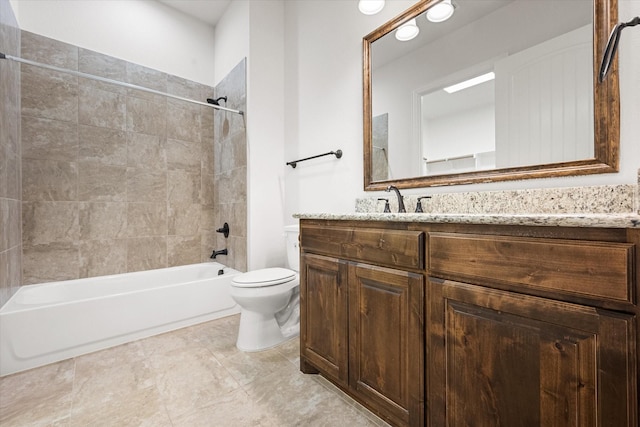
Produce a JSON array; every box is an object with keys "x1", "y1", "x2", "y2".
[{"x1": 599, "y1": 16, "x2": 640, "y2": 82}]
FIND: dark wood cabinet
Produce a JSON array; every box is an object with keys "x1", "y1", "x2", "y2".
[
  {"x1": 426, "y1": 230, "x2": 638, "y2": 426},
  {"x1": 427, "y1": 277, "x2": 636, "y2": 427},
  {"x1": 299, "y1": 222, "x2": 425, "y2": 426},
  {"x1": 349, "y1": 263, "x2": 424, "y2": 427},
  {"x1": 299, "y1": 253, "x2": 349, "y2": 387},
  {"x1": 299, "y1": 219, "x2": 639, "y2": 427}
]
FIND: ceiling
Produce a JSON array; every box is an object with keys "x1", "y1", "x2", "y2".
[{"x1": 158, "y1": 0, "x2": 232, "y2": 27}]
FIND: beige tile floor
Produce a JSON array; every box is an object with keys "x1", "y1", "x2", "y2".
[{"x1": 0, "y1": 314, "x2": 389, "y2": 426}]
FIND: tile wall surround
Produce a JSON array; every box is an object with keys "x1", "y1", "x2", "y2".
[
  {"x1": 0, "y1": 0, "x2": 22, "y2": 307},
  {"x1": 212, "y1": 59, "x2": 247, "y2": 272},
  {"x1": 356, "y1": 183, "x2": 639, "y2": 216},
  {"x1": 18, "y1": 30, "x2": 248, "y2": 285}
]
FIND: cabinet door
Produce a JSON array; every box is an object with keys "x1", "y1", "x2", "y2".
[
  {"x1": 349, "y1": 263, "x2": 424, "y2": 427},
  {"x1": 300, "y1": 253, "x2": 349, "y2": 387},
  {"x1": 427, "y1": 278, "x2": 637, "y2": 427}
]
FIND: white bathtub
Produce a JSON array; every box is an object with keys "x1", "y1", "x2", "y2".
[{"x1": 0, "y1": 262, "x2": 241, "y2": 376}]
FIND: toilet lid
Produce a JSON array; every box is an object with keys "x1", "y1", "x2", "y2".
[{"x1": 232, "y1": 267, "x2": 297, "y2": 288}]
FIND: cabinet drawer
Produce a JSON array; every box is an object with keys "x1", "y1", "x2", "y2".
[
  {"x1": 302, "y1": 225, "x2": 424, "y2": 270},
  {"x1": 428, "y1": 233, "x2": 634, "y2": 304}
]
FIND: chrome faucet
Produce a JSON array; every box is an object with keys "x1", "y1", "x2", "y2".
[{"x1": 385, "y1": 185, "x2": 406, "y2": 213}]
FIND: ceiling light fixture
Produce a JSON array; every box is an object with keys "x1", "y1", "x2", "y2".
[
  {"x1": 395, "y1": 18, "x2": 420, "y2": 41},
  {"x1": 426, "y1": 0, "x2": 455, "y2": 23},
  {"x1": 444, "y1": 72, "x2": 495, "y2": 93},
  {"x1": 358, "y1": 0, "x2": 385, "y2": 15}
]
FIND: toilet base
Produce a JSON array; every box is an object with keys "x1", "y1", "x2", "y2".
[{"x1": 236, "y1": 309, "x2": 290, "y2": 352}]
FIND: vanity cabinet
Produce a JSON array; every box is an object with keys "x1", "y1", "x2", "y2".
[
  {"x1": 299, "y1": 222, "x2": 425, "y2": 426},
  {"x1": 426, "y1": 230, "x2": 638, "y2": 426},
  {"x1": 299, "y1": 219, "x2": 639, "y2": 427}
]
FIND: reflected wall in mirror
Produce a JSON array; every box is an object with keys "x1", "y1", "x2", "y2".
[
  {"x1": 363, "y1": 0, "x2": 619, "y2": 190},
  {"x1": 372, "y1": 113, "x2": 389, "y2": 180}
]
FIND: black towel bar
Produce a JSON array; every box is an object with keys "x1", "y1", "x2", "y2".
[{"x1": 287, "y1": 150, "x2": 343, "y2": 168}]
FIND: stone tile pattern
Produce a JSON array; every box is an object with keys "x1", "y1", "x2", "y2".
[
  {"x1": 356, "y1": 184, "x2": 638, "y2": 216},
  {"x1": 0, "y1": 0, "x2": 22, "y2": 306},
  {"x1": 19, "y1": 31, "x2": 248, "y2": 284},
  {"x1": 0, "y1": 315, "x2": 389, "y2": 426},
  {"x1": 212, "y1": 59, "x2": 247, "y2": 272}
]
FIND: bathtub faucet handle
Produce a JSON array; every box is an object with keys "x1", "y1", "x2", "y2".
[
  {"x1": 210, "y1": 249, "x2": 228, "y2": 259},
  {"x1": 216, "y1": 223, "x2": 230, "y2": 238}
]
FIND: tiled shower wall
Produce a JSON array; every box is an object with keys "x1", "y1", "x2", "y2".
[
  {"x1": 213, "y1": 59, "x2": 247, "y2": 272},
  {"x1": 0, "y1": 0, "x2": 22, "y2": 306},
  {"x1": 19, "y1": 31, "x2": 247, "y2": 285}
]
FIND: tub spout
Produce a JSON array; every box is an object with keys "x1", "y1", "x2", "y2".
[{"x1": 210, "y1": 249, "x2": 228, "y2": 259}]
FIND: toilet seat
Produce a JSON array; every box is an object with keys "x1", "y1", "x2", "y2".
[{"x1": 232, "y1": 267, "x2": 296, "y2": 288}]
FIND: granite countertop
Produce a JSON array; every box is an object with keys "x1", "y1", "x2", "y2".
[{"x1": 294, "y1": 212, "x2": 640, "y2": 229}]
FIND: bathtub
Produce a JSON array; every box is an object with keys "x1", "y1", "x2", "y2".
[{"x1": 0, "y1": 262, "x2": 241, "y2": 376}]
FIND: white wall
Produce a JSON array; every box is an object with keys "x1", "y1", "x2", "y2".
[
  {"x1": 10, "y1": 0, "x2": 216, "y2": 85},
  {"x1": 284, "y1": 0, "x2": 640, "y2": 216},
  {"x1": 282, "y1": 0, "x2": 415, "y2": 220},
  {"x1": 246, "y1": 0, "x2": 287, "y2": 270},
  {"x1": 214, "y1": 0, "x2": 248, "y2": 86}
]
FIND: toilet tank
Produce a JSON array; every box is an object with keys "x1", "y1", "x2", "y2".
[{"x1": 284, "y1": 225, "x2": 300, "y2": 271}]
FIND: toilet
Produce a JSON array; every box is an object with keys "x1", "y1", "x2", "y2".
[{"x1": 230, "y1": 225, "x2": 300, "y2": 351}]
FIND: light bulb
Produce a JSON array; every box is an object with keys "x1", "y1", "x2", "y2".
[
  {"x1": 426, "y1": 0, "x2": 454, "y2": 23},
  {"x1": 358, "y1": 0, "x2": 385, "y2": 15},
  {"x1": 395, "y1": 18, "x2": 419, "y2": 41}
]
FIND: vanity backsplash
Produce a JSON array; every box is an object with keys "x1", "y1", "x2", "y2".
[{"x1": 356, "y1": 181, "x2": 639, "y2": 216}]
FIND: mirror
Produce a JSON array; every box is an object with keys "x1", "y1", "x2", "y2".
[{"x1": 363, "y1": 0, "x2": 619, "y2": 190}]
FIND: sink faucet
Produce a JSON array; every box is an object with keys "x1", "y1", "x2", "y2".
[{"x1": 385, "y1": 185, "x2": 406, "y2": 213}]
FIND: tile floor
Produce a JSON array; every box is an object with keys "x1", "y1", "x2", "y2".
[{"x1": 0, "y1": 314, "x2": 389, "y2": 426}]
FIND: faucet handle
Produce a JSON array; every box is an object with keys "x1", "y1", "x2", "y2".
[
  {"x1": 415, "y1": 196, "x2": 431, "y2": 213},
  {"x1": 216, "y1": 222, "x2": 230, "y2": 238},
  {"x1": 377, "y1": 198, "x2": 391, "y2": 213}
]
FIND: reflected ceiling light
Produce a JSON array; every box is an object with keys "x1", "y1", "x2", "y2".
[
  {"x1": 426, "y1": 0, "x2": 455, "y2": 23},
  {"x1": 358, "y1": 0, "x2": 385, "y2": 15},
  {"x1": 395, "y1": 18, "x2": 419, "y2": 41},
  {"x1": 444, "y1": 72, "x2": 495, "y2": 93}
]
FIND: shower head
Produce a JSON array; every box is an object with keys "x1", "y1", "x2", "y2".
[{"x1": 206, "y1": 96, "x2": 227, "y2": 106}]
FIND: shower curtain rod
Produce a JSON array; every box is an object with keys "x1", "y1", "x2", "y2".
[{"x1": 0, "y1": 52, "x2": 244, "y2": 115}]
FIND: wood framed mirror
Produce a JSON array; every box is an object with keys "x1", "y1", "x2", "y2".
[{"x1": 363, "y1": 0, "x2": 619, "y2": 190}]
